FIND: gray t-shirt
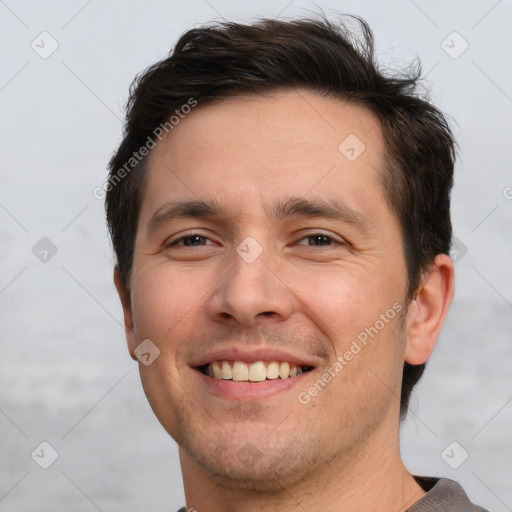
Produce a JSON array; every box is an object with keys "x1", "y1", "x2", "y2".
[
  {"x1": 408, "y1": 477, "x2": 489, "y2": 511},
  {"x1": 176, "y1": 477, "x2": 489, "y2": 511}
]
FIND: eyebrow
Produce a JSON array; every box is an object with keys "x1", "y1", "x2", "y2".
[
  {"x1": 269, "y1": 197, "x2": 374, "y2": 234},
  {"x1": 146, "y1": 199, "x2": 230, "y2": 234},
  {"x1": 146, "y1": 197, "x2": 374, "y2": 235}
]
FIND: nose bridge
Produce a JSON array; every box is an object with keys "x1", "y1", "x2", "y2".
[{"x1": 208, "y1": 236, "x2": 293, "y2": 326}]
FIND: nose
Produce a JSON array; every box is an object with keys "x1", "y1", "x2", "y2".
[{"x1": 205, "y1": 243, "x2": 294, "y2": 327}]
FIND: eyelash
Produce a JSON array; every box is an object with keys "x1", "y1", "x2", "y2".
[
  {"x1": 167, "y1": 232, "x2": 344, "y2": 248},
  {"x1": 168, "y1": 233, "x2": 214, "y2": 247}
]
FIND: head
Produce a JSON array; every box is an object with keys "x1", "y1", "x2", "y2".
[{"x1": 106, "y1": 15, "x2": 455, "y2": 489}]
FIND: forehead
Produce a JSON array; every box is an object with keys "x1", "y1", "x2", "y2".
[{"x1": 141, "y1": 90, "x2": 388, "y2": 223}]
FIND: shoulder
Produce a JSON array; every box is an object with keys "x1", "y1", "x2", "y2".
[{"x1": 408, "y1": 477, "x2": 490, "y2": 512}]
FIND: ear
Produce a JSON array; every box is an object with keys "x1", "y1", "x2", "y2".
[
  {"x1": 114, "y1": 266, "x2": 137, "y2": 360},
  {"x1": 405, "y1": 254, "x2": 455, "y2": 365}
]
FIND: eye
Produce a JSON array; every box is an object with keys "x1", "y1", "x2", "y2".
[
  {"x1": 297, "y1": 233, "x2": 340, "y2": 247},
  {"x1": 168, "y1": 233, "x2": 214, "y2": 247}
]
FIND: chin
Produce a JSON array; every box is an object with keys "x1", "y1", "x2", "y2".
[
  {"x1": 176, "y1": 418, "x2": 325, "y2": 491},
  {"x1": 188, "y1": 443, "x2": 318, "y2": 492}
]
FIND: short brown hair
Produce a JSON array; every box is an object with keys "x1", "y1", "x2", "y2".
[{"x1": 106, "y1": 15, "x2": 455, "y2": 418}]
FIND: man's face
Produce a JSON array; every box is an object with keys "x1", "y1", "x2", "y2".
[{"x1": 123, "y1": 90, "x2": 411, "y2": 489}]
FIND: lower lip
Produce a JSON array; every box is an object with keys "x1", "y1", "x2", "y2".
[{"x1": 194, "y1": 369, "x2": 310, "y2": 400}]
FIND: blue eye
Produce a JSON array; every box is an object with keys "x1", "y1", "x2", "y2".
[
  {"x1": 299, "y1": 234, "x2": 338, "y2": 247},
  {"x1": 166, "y1": 232, "x2": 343, "y2": 251},
  {"x1": 170, "y1": 234, "x2": 213, "y2": 247},
  {"x1": 305, "y1": 234, "x2": 333, "y2": 246}
]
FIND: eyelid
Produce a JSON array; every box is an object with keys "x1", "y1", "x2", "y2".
[
  {"x1": 295, "y1": 230, "x2": 347, "y2": 245},
  {"x1": 164, "y1": 229, "x2": 348, "y2": 248},
  {"x1": 165, "y1": 230, "x2": 218, "y2": 247}
]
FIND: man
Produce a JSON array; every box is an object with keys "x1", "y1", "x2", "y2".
[{"x1": 105, "y1": 15, "x2": 488, "y2": 512}]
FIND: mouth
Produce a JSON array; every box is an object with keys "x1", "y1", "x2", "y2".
[{"x1": 197, "y1": 360, "x2": 315, "y2": 382}]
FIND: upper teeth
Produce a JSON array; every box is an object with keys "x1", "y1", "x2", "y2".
[{"x1": 206, "y1": 361, "x2": 305, "y2": 381}]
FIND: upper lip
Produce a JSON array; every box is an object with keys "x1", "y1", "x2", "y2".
[{"x1": 189, "y1": 347, "x2": 320, "y2": 368}]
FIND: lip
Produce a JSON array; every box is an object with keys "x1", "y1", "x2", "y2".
[
  {"x1": 194, "y1": 366, "x2": 312, "y2": 400},
  {"x1": 189, "y1": 346, "x2": 319, "y2": 368}
]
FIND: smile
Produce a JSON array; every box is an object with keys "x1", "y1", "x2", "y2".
[{"x1": 199, "y1": 360, "x2": 314, "y2": 382}]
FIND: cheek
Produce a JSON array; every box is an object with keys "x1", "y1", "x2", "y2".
[
  {"x1": 288, "y1": 262, "x2": 407, "y2": 393},
  {"x1": 130, "y1": 265, "x2": 203, "y2": 344},
  {"x1": 288, "y1": 263, "x2": 400, "y2": 341}
]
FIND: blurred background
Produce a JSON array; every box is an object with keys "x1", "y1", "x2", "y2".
[{"x1": 0, "y1": 0, "x2": 511, "y2": 510}]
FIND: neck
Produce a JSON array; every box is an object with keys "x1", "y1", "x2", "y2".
[{"x1": 179, "y1": 416, "x2": 425, "y2": 512}]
